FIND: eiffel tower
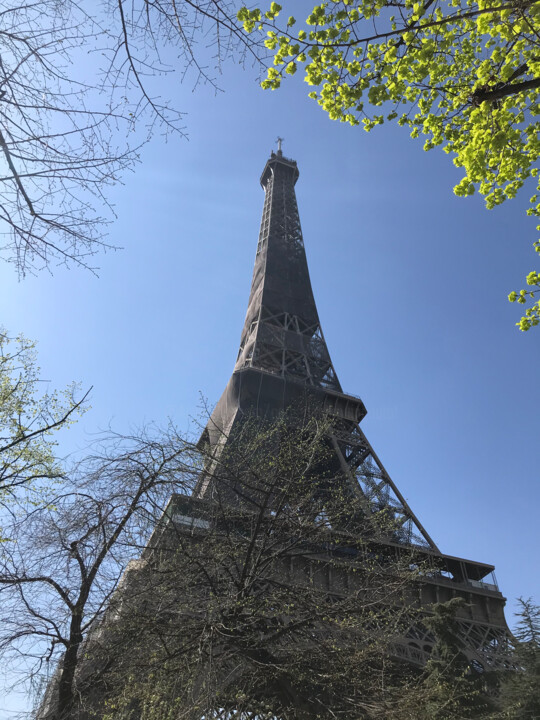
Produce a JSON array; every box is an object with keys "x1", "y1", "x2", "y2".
[
  {"x1": 43, "y1": 146, "x2": 511, "y2": 720},
  {"x1": 181, "y1": 144, "x2": 510, "y2": 666}
]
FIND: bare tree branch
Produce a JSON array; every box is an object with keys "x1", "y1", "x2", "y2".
[{"x1": 0, "y1": 0, "x2": 261, "y2": 275}]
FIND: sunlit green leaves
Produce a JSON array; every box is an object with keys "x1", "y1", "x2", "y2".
[
  {"x1": 238, "y1": 0, "x2": 540, "y2": 330},
  {"x1": 509, "y1": 262, "x2": 540, "y2": 330},
  {"x1": 0, "y1": 331, "x2": 87, "y2": 503}
]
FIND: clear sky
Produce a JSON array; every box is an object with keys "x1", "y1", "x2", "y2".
[{"x1": 1, "y1": 31, "x2": 539, "y2": 715}]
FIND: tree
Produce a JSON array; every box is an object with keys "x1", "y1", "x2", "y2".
[
  {"x1": 0, "y1": 329, "x2": 87, "y2": 505},
  {"x1": 0, "y1": 414, "x2": 428, "y2": 719},
  {"x1": 416, "y1": 598, "x2": 497, "y2": 719},
  {"x1": 0, "y1": 426, "x2": 196, "y2": 719},
  {"x1": 238, "y1": 0, "x2": 540, "y2": 330},
  {"x1": 499, "y1": 598, "x2": 540, "y2": 718},
  {"x1": 54, "y1": 416, "x2": 489, "y2": 720},
  {"x1": 0, "y1": 414, "x2": 507, "y2": 719},
  {"x1": 0, "y1": 0, "x2": 254, "y2": 275}
]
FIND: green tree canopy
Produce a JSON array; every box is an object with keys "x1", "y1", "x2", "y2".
[{"x1": 238, "y1": 0, "x2": 540, "y2": 330}]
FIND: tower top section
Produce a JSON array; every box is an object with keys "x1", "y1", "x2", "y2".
[
  {"x1": 235, "y1": 148, "x2": 341, "y2": 393},
  {"x1": 260, "y1": 148, "x2": 299, "y2": 189}
]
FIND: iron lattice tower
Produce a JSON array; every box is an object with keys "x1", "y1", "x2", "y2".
[
  {"x1": 41, "y1": 149, "x2": 511, "y2": 720},
  {"x1": 191, "y1": 147, "x2": 510, "y2": 668}
]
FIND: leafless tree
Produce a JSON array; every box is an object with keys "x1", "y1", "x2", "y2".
[
  {"x1": 0, "y1": 0, "x2": 258, "y2": 275},
  {"x1": 0, "y1": 425, "x2": 198, "y2": 717}
]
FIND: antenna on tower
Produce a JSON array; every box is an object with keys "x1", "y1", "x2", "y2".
[{"x1": 276, "y1": 136, "x2": 284, "y2": 156}]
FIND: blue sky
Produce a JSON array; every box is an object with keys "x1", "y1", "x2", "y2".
[{"x1": 1, "y1": 41, "x2": 539, "y2": 713}]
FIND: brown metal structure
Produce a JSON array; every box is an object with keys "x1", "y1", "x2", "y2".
[{"x1": 190, "y1": 146, "x2": 510, "y2": 670}]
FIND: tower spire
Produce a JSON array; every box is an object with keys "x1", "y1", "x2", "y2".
[{"x1": 235, "y1": 150, "x2": 340, "y2": 392}]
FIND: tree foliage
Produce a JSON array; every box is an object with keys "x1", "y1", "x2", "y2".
[
  {"x1": 0, "y1": 0, "x2": 252, "y2": 275},
  {"x1": 419, "y1": 598, "x2": 496, "y2": 718},
  {"x1": 76, "y1": 418, "x2": 420, "y2": 719},
  {"x1": 0, "y1": 330, "x2": 87, "y2": 505},
  {"x1": 38, "y1": 416, "x2": 494, "y2": 720},
  {"x1": 238, "y1": 0, "x2": 540, "y2": 330},
  {"x1": 0, "y1": 415, "x2": 428, "y2": 719},
  {"x1": 499, "y1": 598, "x2": 540, "y2": 718},
  {"x1": 1, "y1": 413, "x2": 529, "y2": 719}
]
